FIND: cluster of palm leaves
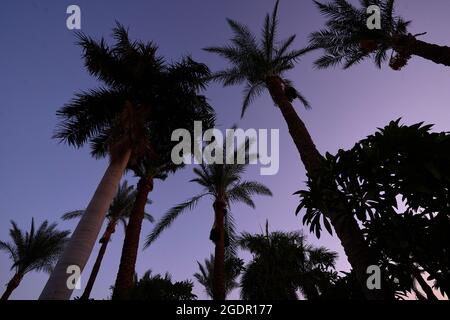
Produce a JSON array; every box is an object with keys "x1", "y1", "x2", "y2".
[
  {"x1": 2, "y1": 0, "x2": 450, "y2": 301},
  {"x1": 0, "y1": 220, "x2": 69, "y2": 300},
  {"x1": 305, "y1": 0, "x2": 450, "y2": 69},
  {"x1": 239, "y1": 227, "x2": 338, "y2": 300},
  {"x1": 305, "y1": 0, "x2": 411, "y2": 69}
]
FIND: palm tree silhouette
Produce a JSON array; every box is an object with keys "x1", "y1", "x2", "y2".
[
  {"x1": 113, "y1": 162, "x2": 174, "y2": 300},
  {"x1": 129, "y1": 270, "x2": 197, "y2": 300},
  {"x1": 239, "y1": 226, "x2": 338, "y2": 300},
  {"x1": 61, "y1": 180, "x2": 153, "y2": 300},
  {"x1": 0, "y1": 219, "x2": 69, "y2": 300},
  {"x1": 204, "y1": 0, "x2": 379, "y2": 299},
  {"x1": 146, "y1": 143, "x2": 272, "y2": 300},
  {"x1": 42, "y1": 23, "x2": 214, "y2": 299},
  {"x1": 194, "y1": 254, "x2": 243, "y2": 299},
  {"x1": 306, "y1": 0, "x2": 450, "y2": 70}
]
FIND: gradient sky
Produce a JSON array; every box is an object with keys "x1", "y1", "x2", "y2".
[{"x1": 1, "y1": 0, "x2": 449, "y2": 300}]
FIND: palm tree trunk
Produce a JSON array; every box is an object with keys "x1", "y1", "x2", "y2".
[
  {"x1": 212, "y1": 199, "x2": 226, "y2": 301},
  {"x1": 412, "y1": 40, "x2": 450, "y2": 67},
  {"x1": 79, "y1": 220, "x2": 116, "y2": 300},
  {"x1": 0, "y1": 273, "x2": 23, "y2": 300},
  {"x1": 266, "y1": 76, "x2": 322, "y2": 176},
  {"x1": 39, "y1": 149, "x2": 132, "y2": 300},
  {"x1": 413, "y1": 268, "x2": 439, "y2": 301},
  {"x1": 112, "y1": 176, "x2": 153, "y2": 300},
  {"x1": 266, "y1": 76, "x2": 384, "y2": 300},
  {"x1": 393, "y1": 35, "x2": 450, "y2": 67}
]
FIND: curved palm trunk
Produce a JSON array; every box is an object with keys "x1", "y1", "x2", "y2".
[
  {"x1": 266, "y1": 76, "x2": 384, "y2": 300},
  {"x1": 79, "y1": 220, "x2": 116, "y2": 300},
  {"x1": 212, "y1": 199, "x2": 226, "y2": 301},
  {"x1": 112, "y1": 176, "x2": 153, "y2": 300},
  {"x1": 394, "y1": 36, "x2": 450, "y2": 67},
  {"x1": 0, "y1": 272, "x2": 24, "y2": 300},
  {"x1": 39, "y1": 149, "x2": 131, "y2": 300}
]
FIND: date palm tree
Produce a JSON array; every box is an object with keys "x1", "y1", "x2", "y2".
[
  {"x1": 194, "y1": 254, "x2": 244, "y2": 300},
  {"x1": 61, "y1": 180, "x2": 154, "y2": 300},
  {"x1": 40, "y1": 23, "x2": 214, "y2": 300},
  {"x1": 239, "y1": 227, "x2": 338, "y2": 300},
  {"x1": 112, "y1": 162, "x2": 175, "y2": 300},
  {"x1": 306, "y1": 0, "x2": 450, "y2": 70},
  {"x1": 129, "y1": 270, "x2": 197, "y2": 300},
  {"x1": 204, "y1": 0, "x2": 380, "y2": 299},
  {"x1": 146, "y1": 144, "x2": 272, "y2": 300},
  {"x1": 0, "y1": 219, "x2": 69, "y2": 300}
]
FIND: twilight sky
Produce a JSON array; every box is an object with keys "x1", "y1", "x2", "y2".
[{"x1": 1, "y1": 0, "x2": 449, "y2": 300}]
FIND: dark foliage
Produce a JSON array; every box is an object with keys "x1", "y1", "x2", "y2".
[
  {"x1": 129, "y1": 270, "x2": 197, "y2": 300},
  {"x1": 297, "y1": 119, "x2": 450, "y2": 298}
]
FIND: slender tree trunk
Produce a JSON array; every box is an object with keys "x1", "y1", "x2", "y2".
[
  {"x1": 266, "y1": 76, "x2": 384, "y2": 300},
  {"x1": 393, "y1": 35, "x2": 450, "y2": 67},
  {"x1": 0, "y1": 273, "x2": 23, "y2": 300},
  {"x1": 112, "y1": 176, "x2": 153, "y2": 300},
  {"x1": 212, "y1": 199, "x2": 226, "y2": 301},
  {"x1": 79, "y1": 220, "x2": 116, "y2": 300},
  {"x1": 266, "y1": 76, "x2": 322, "y2": 176},
  {"x1": 39, "y1": 149, "x2": 131, "y2": 300},
  {"x1": 413, "y1": 268, "x2": 439, "y2": 301}
]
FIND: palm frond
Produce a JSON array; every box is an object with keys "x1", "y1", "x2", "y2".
[
  {"x1": 241, "y1": 82, "x2": 266, "y2": 118},
  {"x1": 308, "y1": 0, "x2": 410, "y2": 69},
  {"x1": 61, "y1": 210, "x2": 85, "y2": 221},
  {"x1": 144, "y1": 213, "x2": 155, "y2": 223},
  {"x1": 145, "y1": 193, "x2": 208, "y2": 247},
  {"x1": 2, "y1": 219, "x2": 69, "y2": 275}
]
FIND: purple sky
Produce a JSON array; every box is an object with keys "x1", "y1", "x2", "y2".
[{"x1": 1, "y1": 0, "x2": 450, "y2": 300}]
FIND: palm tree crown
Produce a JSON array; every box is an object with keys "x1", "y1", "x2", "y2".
[
  {"x1": 145, "y1": 144, "x2": 273, "y2": 248},
  {"x1": 205, "y1": 0, "x2": 310, "y2": 117},
  {"x1": 55, "y1": 22, "x2": 215, "y2": 164},
  {"x1": 0, "y1": 219, "x2": 69, "y2": 275},
  {"x1": 239, "y1": 228, "x2": 338, "y2": 300},
  {"x1": 306, "y1": 0, "x2": 412, "y2": 69}
]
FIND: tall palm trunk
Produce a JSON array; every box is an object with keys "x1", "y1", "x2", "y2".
[
  {"x1": 79, "y1": 220, "x2": 116, "y2": 300},
  {"x1": 112, "y1": 176, "x2": 153, "y2": 300},
  {"x1": 1, "y1": 272, "x2": 24, "y2": 300},
  {"x1": 393, "y1": 36, "x2": 450, "y2": 67},
  {"x1": 212, "y1": 199, "x2": 226, "y2": 301},
  {"x1": 39, "y1": 149, "x2": 132, "y2": 300},
  {"x1": 266, "y1": 76, "x2": 384, "y2": 300}
]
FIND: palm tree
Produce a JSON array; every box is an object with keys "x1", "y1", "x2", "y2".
[
  {"x1": 0, "y1": 219, "x2": 69, "y2": 300},
  {"x1": 204, "y1": 0, "x2": 379, "y2": 299},
  {"x1": 194, "y1": 254, "x2": 244, "y2": 299},
  {"x1": 128, "y1": 270, "x2": 197, "y2": 300},
  {"x1": 61, "y1": 180, "x2": 153, "y2": 300},
  {"x1": 112, "y1": 162, "x2": 174, "y2": 300},
  {"x1": 239, "y1": 227, "x2": 338, "y2": 300},
  {"x1": 40, "y1": 23, "x2": 214, "y2": 300},
  {"x1": 306, "y1": 0, "x2": 450, "y2": 70},
  {"x1": 146, "y1": 144, "x2": 272, "y2": 300}
]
